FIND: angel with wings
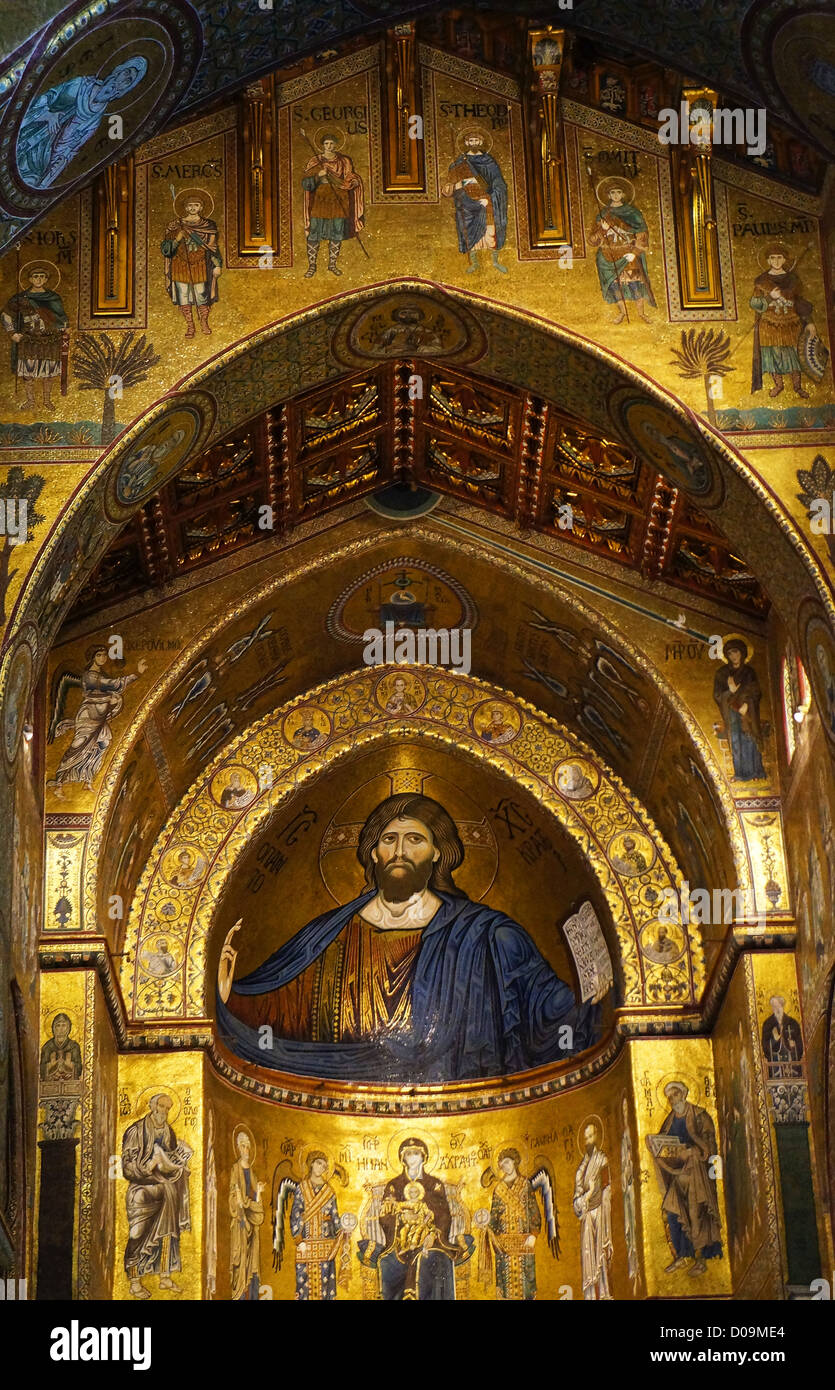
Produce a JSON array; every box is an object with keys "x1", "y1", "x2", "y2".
[
  {"x1": 47, "y1": 645, "x2": 147, "y2": 796},
  {"x1": 476, "y1": 1147, "x2": 559, "y2": 1301},
  {"x1": 271, "y1": 1150, "x2": 353, "y2": 1300}
]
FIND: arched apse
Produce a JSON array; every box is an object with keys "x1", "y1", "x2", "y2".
[
  {"x1": 78, "y1": 524, "x2": 748, "y2": 962},
  {"x1": 120, "y1": 666, "x2": 702, "y2": 1032}
]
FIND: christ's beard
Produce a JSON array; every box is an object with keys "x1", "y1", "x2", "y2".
[{"x1": 376, "y1": 858, "x2": 434, "y2": 903}]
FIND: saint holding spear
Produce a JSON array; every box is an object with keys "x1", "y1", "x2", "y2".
[
  {"x1": 300, "y1": 130, "x2": 366, "y2": 278},
  {"x1": 161, "y1": 187, "x2": 222, "y2": 337}
]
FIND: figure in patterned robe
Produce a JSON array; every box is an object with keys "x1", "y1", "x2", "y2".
[
  {"x1": 486, "y1": 1150, "x2": 541, "y2": 1300},
  {"x1": 761, "y1": 996, "x2": 804, "y2": 1078},
  {"x1": 587, "y1": 184, "x2": 655, "y2": 324},
  {"x1": 301, "y1": 134, "x2": 364, "y2": 278},
  {"x1": 620, "y1": 1098, "x2": 639, "y2": 1285},
  {"x1": 750, "y1": 245, "x2": 813, "y2": 398},
  {"x1": 161, "y1": 197, "x2": 222, "y2": 337},
  {"x1": 1, "y1": 271, "x2": 68, "y2": 408},
  {"x1": 289, "y1": 1155, "x2": 347, "y2": 1300}
]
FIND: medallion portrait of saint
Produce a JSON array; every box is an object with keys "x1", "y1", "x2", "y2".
[
  {"x1": 284, "y1": 705, "x2": 331, "y2": 751},
  {"x1": 17, "y1": 59, "x2": 149, "y2": 191},
  {"x1": 140, "y1": 937, "x2": 179, "y2": 978},
  {"x1": 217, "y1": 791, "x2": 608, "y2": 1083},
  {"x1": 163, "y1": 846, "x2": 208, "y2": 889},
  {"x1": 211, "y1": 766, "x2": 258, "y2": 812},
  {"x1": 119, "y1": 429, "x2": 187, "y2": 504},
  {"x1": 556, "y1": 759, "x2": 596, "y2": 800},
  {"x1": 473, "y1": 700, "x2": 520, "y2": 746},
  {"x1": 383, "y1": 675, "x2": 417, "y2": 715}
]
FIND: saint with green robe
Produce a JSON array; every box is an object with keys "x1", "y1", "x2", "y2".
[{"x1": 587, "y1": 183, "x2": 655, "y2": 324}]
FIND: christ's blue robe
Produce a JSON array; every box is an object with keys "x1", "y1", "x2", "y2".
[{"x1": 216, "y1": 890, "x2": 601, "y2": 1083}]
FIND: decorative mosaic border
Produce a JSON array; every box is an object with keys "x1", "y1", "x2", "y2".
[{"x1": 76, "y1": 970, "x2": 95, "y2": 1299}]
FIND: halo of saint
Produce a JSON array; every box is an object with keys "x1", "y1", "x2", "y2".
[
  {"x1": 133, "y1": 1084, "x2": 182, "y2": 1124},
  {"x1": 455, "y1": 124, "x2": 494, "y2": 153},
  {"x1": 173, "y1": 185, "x2": 215, "y2": 219},
  {"x1": 18, "y1": 258, "x2": 61, "y2": 289},
  {"x1": 312, "y1": 125, "x2": 346, "y2": 152}
]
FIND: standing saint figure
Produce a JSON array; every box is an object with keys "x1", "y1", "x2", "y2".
[
  {"x1": 573, "y1": 1121, "x2": 613, "y2": 1299},
  {"x1": 161, "y1": 195, "x2": 222, "y2": 337},
  {"x1": 712, "y1": 638, "x2": 766, "y2": 782},
  {"x1": 229, "y1": 1128, "x2": 265, "y2": 1300},
  {"x1": 301, "y1": 133, "x2": 365, "y2": 279},
  {"x1": 39, "y1": 1012, "x2": 82, "y2": 1081},
  {"x1": 2, "y1": 266, "x2": 68, "y2": 410},
  {"x1": 750, "y1": 245, "x2": 814, "y2": 399},
  {"x1": 648, "y1": 1081, "x2": 722, "y2": 1277},
  {"x1": 587, "y1": 182, "x2": 655, "y2": 324},
  {"x1": 272, "y1": 1150, "x2": 350, "y2": 1300},
  {"x1": 442, "y1": 130, "x2": 508, "y2": 275},
  {"x1": 721, "y1": 1018, "x2": 760, "y2": 1265},
  {"x1": 478, "y1": 1148, "x2": 558, "y2": 1301},
  {"x1": 122, "y1": 1093, "x2": 192, "y2": 1299},
  {"x1": 47, "y1": 646, "x2": 148, "y2": 796},
  {"x1": 16, "y1": 59, "x2": 148, "y2": 190},
  {"x1": 620, "y1": 1096, "x2": 639, "y2": 1288},
  {"x1": 761, "y1": 995, "x2": 804, "y2": 1078},
  {"x1": 206, "y1": 1112, "x2": 218, "y2": 1298}
]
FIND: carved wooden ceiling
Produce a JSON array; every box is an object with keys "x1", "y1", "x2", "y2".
[{"x1": 66, "y1": 361, "x2": 768, "y2": 624}]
